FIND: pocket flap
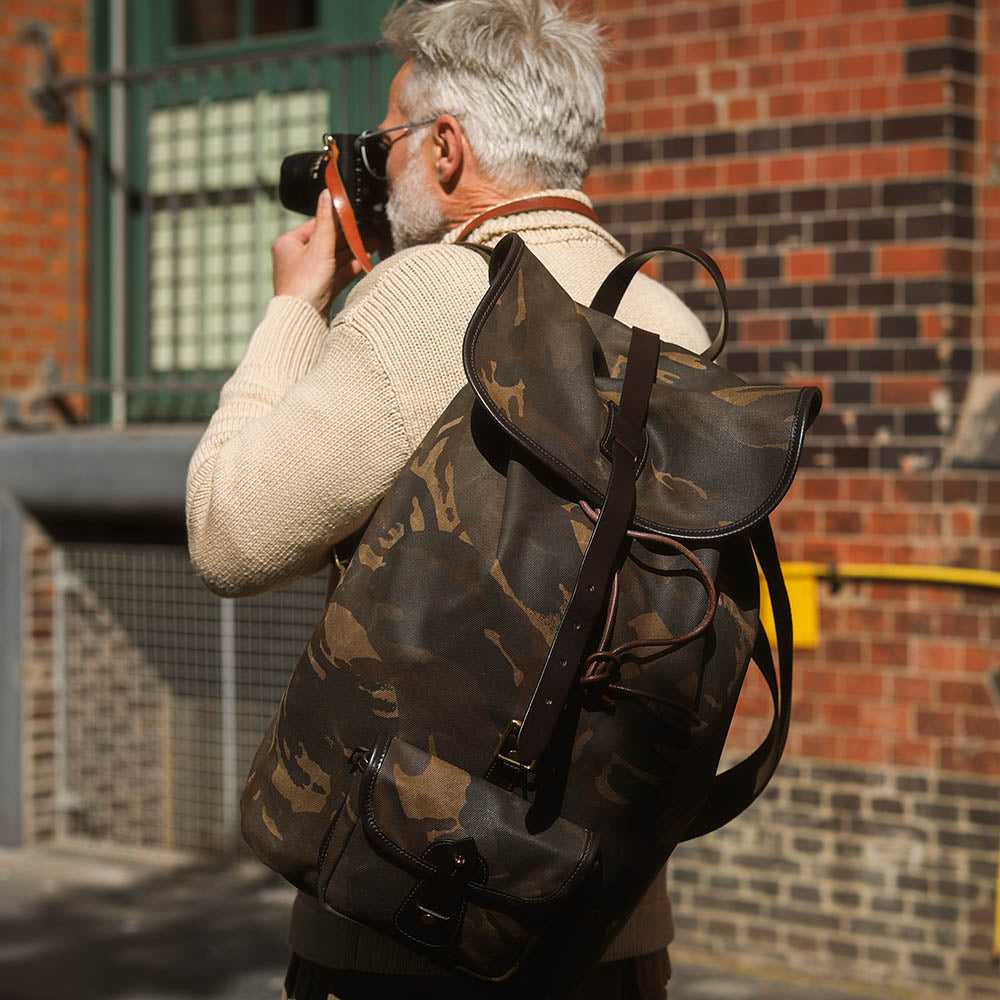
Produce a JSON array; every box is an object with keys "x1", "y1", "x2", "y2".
[{"x1": 360, "y1": 734, "x2": 598, "y2": 913}]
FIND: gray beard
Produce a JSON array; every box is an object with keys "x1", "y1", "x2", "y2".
[{"x1": 386, "y1": 146, "x2": 449, "y2": 251}]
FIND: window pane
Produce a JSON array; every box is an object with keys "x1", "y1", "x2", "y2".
[
  {"x1": 253, "y1": 0, "x2": 317, "y2": 36},
  {"x1": 175, "y1": 0, "x2": 239, "y2": 46}
]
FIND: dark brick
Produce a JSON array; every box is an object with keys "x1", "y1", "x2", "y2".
[
  {"x1": 748, "y1": 191, "x2": 782, "y2": 216},
  {"x1": 938, "y1": 775, "x2": 1000, "y2": 801},
  {"x1": 768, "y1": 221, "x2": 804, "y2": 245},
  {"x1": 622, "y1": 139, "x2": 654, "y2": 163},
  {"x1": 857, "y1": 413, "x2": 896, "y2": 436},
  {"x1": 790, "y1": 787, "x2": 821, "y2": 805},
  {"x1": 790, "y1": 123, "x2": 827, "y2": 148},
  {"x1": 953, "y1": 114, "x2": 975, "y2": 143},
  {"x1": 622, "y1": 200, "x2": 657, "y2": 223},
  {"x1": 705, "y1": 194, "x2": 739, "y2": 218},
  {"x1": 858, "y1": 216, "x2": 895, "y2": 242},
  {"x1": 769, "y1": 906, "x2": 840, "y2": 930},
  {"x1": 872, "y1": 798, "x2": 905, "y2": 815},
  {"x1": 872, "y1": 896, "x2": 904, "y2": 914},
  {"x1": 828, "y1": 939, "x2": 860, "y2": 959},
  {"x1": 903, "y1": 412, "x2": 941, "y2": 436},
  {"x1": 834, "y1": 841, "x2": 863, "y2": 858},
  {"x1": 813, "y1": 766, "x2": 886, "y2": 787},
  {"x1": 831, "y1": 793, "x2": 862, "y2": 811},
  {"x1": 915, "y1": 901, "x2": 959, "y2": 922},
  {"x1": 832, "y1": 890, "x2": 861, "y2": 908},
  {"x1": 884, "y1": 179, "x2": 948, "y2": 207},
  {"x1": 727, "y1": 287, "x2": 759, "y2": 310},
  {"x1": 904, "y1": 280, "x2": 950, "y2": 306},
  {"x1": 969, "y1": 807, "x2": 1000, "y2": 827},
  {"x1": 725, "y1": 224, "x2": 758, "y2": 248},
  {"x1": 813, "y1": 219, "x2": 850, "y2": 243},
  {"x1": 660, "y1": 135, "x2": 696, "y2": 160},
  {"x1": 791, "y1": 187, "x2": 827, "y2": 213},
  {"x1": 905, "y1": 213, "x2": 951, "y2": 239},
  {"x1": 834, "y1": 118, "x2": 872, "y2": 145},
  {"x1": 792, "y1": 836, "x2": 823, "y2": 854},
  {"x1": 937, "y1": 879, "x2": 980, "y2": 900},
  {"x1": 814, "y1": 347, "x2": 856, "y2": 374},
  {"x1": 723, "y1": 349, "x2": 760, "y2": 374},
  {"x1": 905, "y1": 45, "x2": 977, "y2": 76},
  {"x1": 664, "y1": 197, "x2": 695, "y2": 221},
  {"x1": 746, "y1": 254, "x2": 781, "y2": 279},
  {"x1": 883, "y1": 114, "x2": 949, "y2": 142},
  {"x1": 768, "y1": 286, "x2": 803, "y2": 309},
  {"x1": 834, "y1": 249, "x2": 871, "y2": 275},
  {"x1": 859, "y1": 281, "x2": 897, "y2": 307},
  {"x1": 858, "y1": 347, "x2": 896, "y2": 371},
  {"x1": 901, "y1": 346, "x2": 942, "y2": 371},
  {"x1": 705, "y1": 131, "x2": 738, "y2": 157},
  {"x1": 911, "y1": 952, "x2": 945, "y2": 971},
  {"x1": 813, "y1": 283, "x2": 850, "y2": 308},
  {"x1": 833, "y1": 381, "x2": 872, "y2": 405},
  {"x1": 812, "y1": 413, "x2": 848, "y2": 436},
  {"x1": 951, "y1": 181, "x2": 974, "y2": 207},
  {"x1": 747, "y1": 127, "x2": 782, "y2": 152},
  {"x1": 592, "y1": 142, "x2": 615, "y2": 167},
  {"x1": 749, "y1": 879, "x2": 780, "y2": 895},
  {"x1": 880, "y1": 314, "x2": 919, "y2": 339},
  {"x1": 897, "y1": 775, "x2": 928, "y2": 793},
  {"x1": 878, "y1": 445, "x2": 941, "y2": 470},
  {"x1": 789, "y1": 317, "x2": 825, "y2": 340},
  {"x1": 837, "y1": 185, "x2": 874, "y2": 210}
]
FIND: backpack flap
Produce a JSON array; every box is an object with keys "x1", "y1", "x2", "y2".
[
  {"x1": 464, "y1": 233, "x2": 822, "y2": 540},
  {"x1": 319, "y1": 733, "x2": 600, "y2": 982}
]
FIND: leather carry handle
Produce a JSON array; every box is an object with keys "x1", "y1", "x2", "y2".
[
  {"x1": 324, "y1": 142, "x2": 375, "y2": 273},
  {"x1": 590, "y1": 245, "x2": 729, "y2": 363},
  {"x1": 454, "y1": 197, "x2": 600, "y2": 243},
  {"x1": 681, "y1": 517, "x2": 792, "y2": 839},
  {"x1": 514, "y1": 325, "x2": 662, "y2": 766}
]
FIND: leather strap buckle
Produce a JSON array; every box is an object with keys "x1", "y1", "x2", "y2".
[{"x1": 493, "y1": 719, "x2": 535, "y2": 772}]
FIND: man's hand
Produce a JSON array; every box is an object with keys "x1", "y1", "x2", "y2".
[{"x1": 271, "y1": 189, "x2": 363, "y2": 321}]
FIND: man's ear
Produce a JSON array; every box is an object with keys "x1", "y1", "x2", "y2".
[{"x1": 431, "y1": 114, "x2": 465, "y2": 191}]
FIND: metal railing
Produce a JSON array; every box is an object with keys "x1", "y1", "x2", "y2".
[{"x1": 16, "y1": 27, "x2": 390, "y2": 427}]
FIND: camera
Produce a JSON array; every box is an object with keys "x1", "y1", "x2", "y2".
[{"x1": 279, "y1": 133, "x2": 390, "y2": 251}]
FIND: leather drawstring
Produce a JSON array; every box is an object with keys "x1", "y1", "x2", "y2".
[{"x1": 576, "y1": 500, "x2": 718, "y2": 722}]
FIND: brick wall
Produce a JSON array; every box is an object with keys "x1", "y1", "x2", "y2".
[
  {"x1": 582, "y1": 0, "x2": 999, "y2": 996},
  {"x1": 0, "y1": 0, "x2": 89, "y2": 399}
]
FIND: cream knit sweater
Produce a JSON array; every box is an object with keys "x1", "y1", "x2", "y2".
[{"x1": 186, "y1": 190, "x2": 709, "y2": 971}]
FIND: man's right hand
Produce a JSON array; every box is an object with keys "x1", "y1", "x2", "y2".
[{"x1": 271, "y1": 189, "x2": 363, "y2": 321}]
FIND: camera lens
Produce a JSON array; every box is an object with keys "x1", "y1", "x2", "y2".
[{"x1": 278, "y1": 151, "x2": 328, "y2": 216}]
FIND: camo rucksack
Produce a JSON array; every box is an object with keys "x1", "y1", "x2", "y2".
[{"x1": 242, "y1": 233, "x2": 822, "y2": 994}]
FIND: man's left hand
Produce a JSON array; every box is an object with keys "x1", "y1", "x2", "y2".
[{"x1": 272, "y1": 189, "x2": 362, "y2": 321}]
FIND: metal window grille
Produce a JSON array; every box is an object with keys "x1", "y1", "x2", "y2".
[{"x1": 54, "y1": 543, "x2": 326, "y2": 854}]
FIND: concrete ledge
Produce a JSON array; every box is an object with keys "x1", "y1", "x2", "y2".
[{"x1": 0, "y1": 428, "x2": 203, "y2": 520}]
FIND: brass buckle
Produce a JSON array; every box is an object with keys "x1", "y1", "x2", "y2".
[{"x1": 493, "y1": 719, "x2": 536, "y2": 772}]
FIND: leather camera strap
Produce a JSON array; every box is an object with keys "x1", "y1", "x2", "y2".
[
  {"x1": 324, "y1": 142, "x2": 375, "y2": 273},
  {"x1": 454, "y1": 197, "x2": 600, "y2": 243}
]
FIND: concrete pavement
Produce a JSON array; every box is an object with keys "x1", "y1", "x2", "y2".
[{"x1": 0, "y1": 846, "x2": 903, "y2": 1000}]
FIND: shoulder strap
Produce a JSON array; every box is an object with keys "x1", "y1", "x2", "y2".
[
  {"x1": 454, "y1": 197, "x2": 600, "y2": 243},
  {"x1": 590, "y1": 245, "x2": 729, "y2": 363},
  {"x1": 513, "y1": 325, "x2": 662, "y2": 766},
  {"x1": 681, "y1": 517, "x2": 792, "y2": 839}
]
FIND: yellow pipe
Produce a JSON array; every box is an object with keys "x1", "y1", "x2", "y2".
[{"x1": 782, "y1": 561, "x2": 1000, "y2": 590}]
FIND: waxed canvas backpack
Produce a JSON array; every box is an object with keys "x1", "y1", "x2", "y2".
[{"x1": 241, "y1": 233, "x2": 822, "y2": 995}]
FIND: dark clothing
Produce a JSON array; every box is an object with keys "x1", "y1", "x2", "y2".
[{"x1": 281, "y1": 949, "x2": 670, "y2": 1000}]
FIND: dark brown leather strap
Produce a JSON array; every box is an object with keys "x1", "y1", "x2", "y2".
[
  {"x1": 681, "y1": 518, "x2": 792, "y2": 839},
  {"x1": 324, "y1": 143, "x2": 375, "y2": 273},
  {"x1": 590, "y1": 245, "x2": 729, "y2": 363},
  {"x1": 454, "y1": 197, "x2": 600, "y2": 243},
  {"x1": 514, "y1": 326, "x2": 662, "y2": 766}
]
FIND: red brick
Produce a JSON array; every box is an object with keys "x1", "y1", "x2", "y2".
[
  {"x1": 893, "y1": 740, "x2": 934, "y2": 767},
  {"x1": 787, "y1": 249, "x2": 830, "y2": 280}
]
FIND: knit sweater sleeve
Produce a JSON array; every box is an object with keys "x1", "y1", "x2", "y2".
[{"x1": 185, "y1": 294, "x2": 413, "y2": 598}]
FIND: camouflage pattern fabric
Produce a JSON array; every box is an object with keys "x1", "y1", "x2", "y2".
[{"x1": 242, "y1": 235, "x2": 821, "y2": 990}]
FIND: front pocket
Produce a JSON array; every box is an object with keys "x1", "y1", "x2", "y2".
[{"x1": 318, "y1": 733, "x2": 600, "y2": 982}]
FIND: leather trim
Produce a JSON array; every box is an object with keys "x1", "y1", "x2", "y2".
[
  {"x1": 359, "y1": 734, "x2": 598, "y2": 914},
  {"x1": 325, "y1": 143, "x2": 375, "y2": 273},
  {"x1": 453, "y1": 197, "x2": 600, "y2": 242},
  {"x1": 464, "y1": 236, "x2": 823, "y2": 542}
]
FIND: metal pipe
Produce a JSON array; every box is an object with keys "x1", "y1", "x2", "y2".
[
  {"x1": 109, "y1": 0, "x2": 127, "y2": 428},
  {"x1": 783, "y1": 561, "x2": 1000, "y2": 591}
]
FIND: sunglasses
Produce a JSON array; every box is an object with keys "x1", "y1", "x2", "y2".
[{"x1": 356, "y1": 114, "x2": 452, "y2": 180}]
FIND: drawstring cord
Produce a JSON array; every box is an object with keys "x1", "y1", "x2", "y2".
[{"x1": 576, "y1": 501, "x2": 718, "y2": 722}]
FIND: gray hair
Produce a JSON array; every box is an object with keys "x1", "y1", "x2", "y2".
[{"x1": 381, "y1": 0, "x2": 607, "y2": 191}]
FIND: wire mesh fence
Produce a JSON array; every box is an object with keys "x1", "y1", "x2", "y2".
[{"x1": 55, "y1": 543, "x2": 326, "y2": 854}]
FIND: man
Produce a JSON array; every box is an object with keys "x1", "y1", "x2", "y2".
[{"x1": 187, "y1": 1, "x2": 708, "y2": 996}]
